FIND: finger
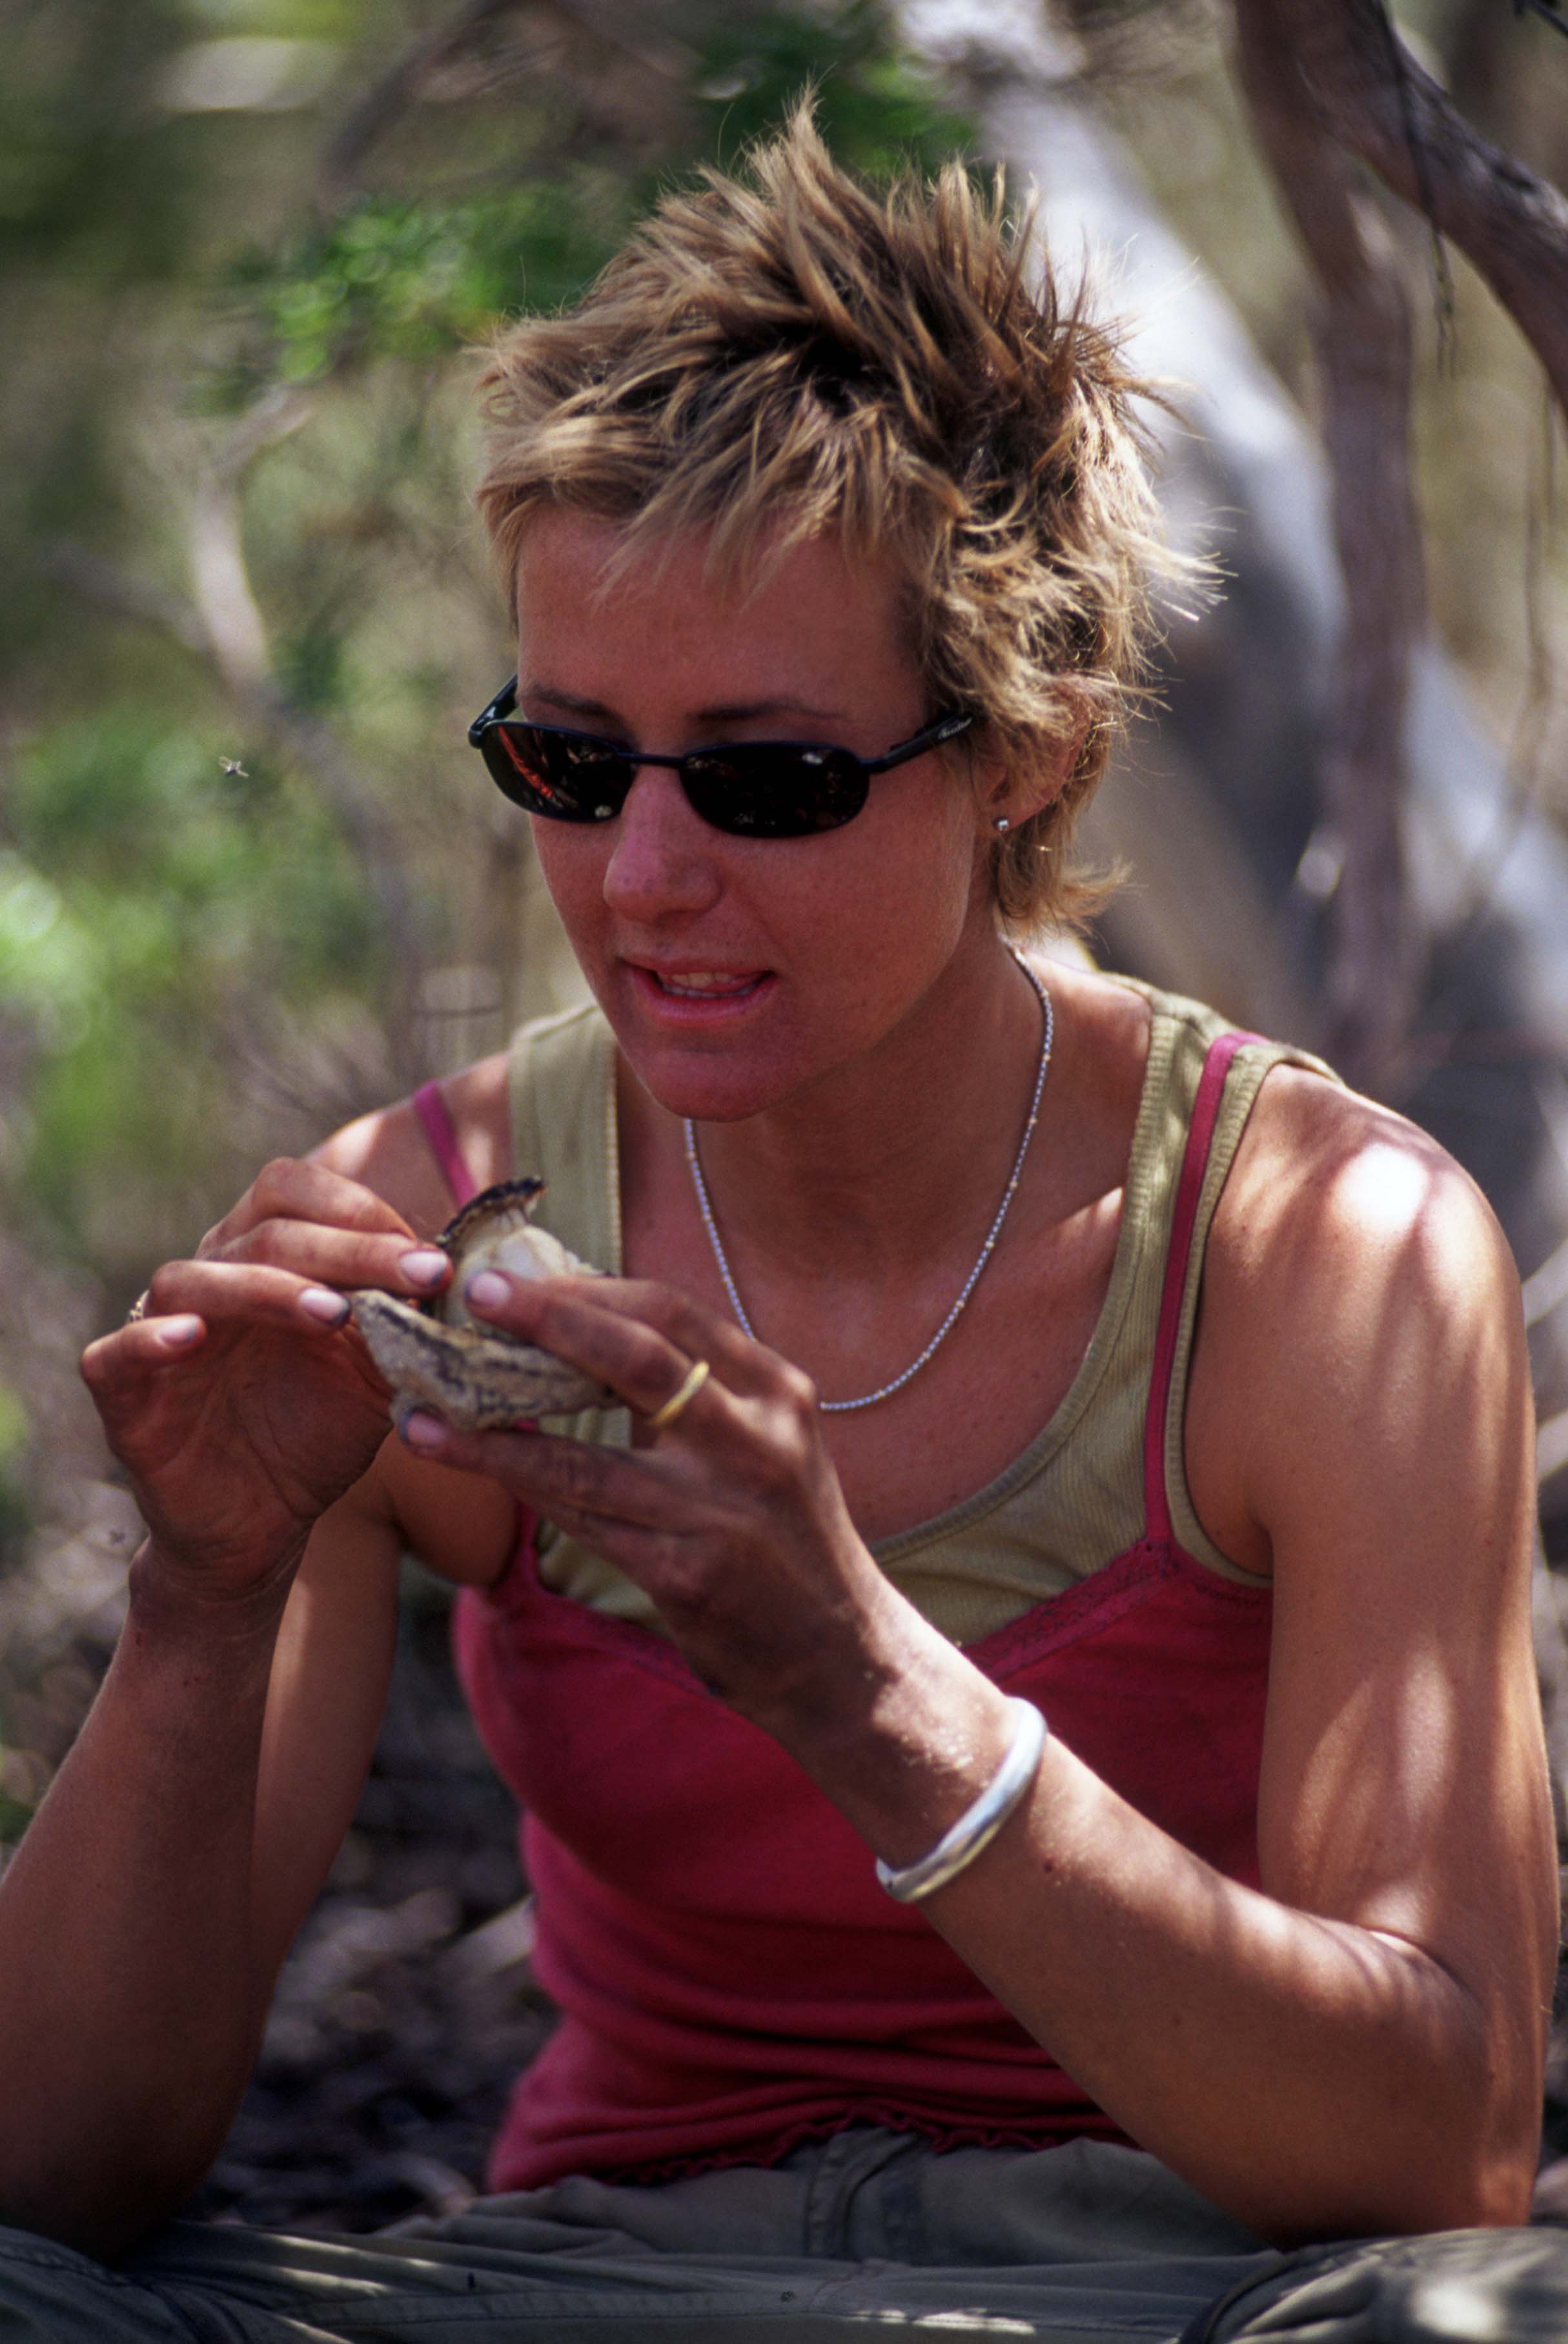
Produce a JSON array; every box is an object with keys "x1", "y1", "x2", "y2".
[
  {"x1": 81, "y1": 1313, "x2": 209, "y2": 1393},
  {"x1": 456, "y1": 1277, "x2": 738, "y2": 1428},
  {"x1": 201, "y1": 1216, "x2": 452, "y2": 1301},
  {"x1": 402, "y1": 1432, "x2": 685, "y2": 1597},
  {"x1": 204, "y1": 1157, "x2": 420, "y2": 1251},
  {"x1": 585, "y1": 1279, "x2": 776, "y2": 1387},
  {"x1": 462, "y1": 1273, "x2": 771, "y2": 1404},
  {"x1": 140, "y1": 1259, "x2": 363, "y2": 1335},
  {"x1": 398, "y1": 1412, "x2": 690, "y2": 1528}
]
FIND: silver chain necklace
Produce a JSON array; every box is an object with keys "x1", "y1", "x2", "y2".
[{"x1": 682, "y1": 951, "x2": 1054, "y2": 1414}]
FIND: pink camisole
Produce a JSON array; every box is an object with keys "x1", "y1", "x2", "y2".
[{"x1": 416, "y1": 1034, "x2": 1275, "y2": 2190}]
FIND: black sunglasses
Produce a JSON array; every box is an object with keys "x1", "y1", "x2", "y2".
[{"x1": 467, "y1": 679, "x2": 973, "y2": 840}]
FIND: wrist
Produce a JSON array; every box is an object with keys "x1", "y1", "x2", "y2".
[
  {"x1": 875, "y1": 1698, "x2": 1048, "y2": 1902},
  {"x1": 127, "y1": 1535, "x2": 303, "y2": 1648},
  {"x1": 755, "y1": 1583, "x2": 1017, "y2": 1868}
]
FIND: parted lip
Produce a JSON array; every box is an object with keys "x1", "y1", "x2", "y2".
[{"x1": 626, "y1": 960, "x2": 769, "y2": 985}]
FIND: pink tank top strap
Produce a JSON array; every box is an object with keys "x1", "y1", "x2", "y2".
[
  {"x1": 412, "y1": 1078, "x2": 482, "y2": 1209},
  {"x1": 415, "y1": 1078, "x2": 542, "y2": 1590},
  {"x1": 1141, "y1": 1031, "x2": 1262, "y2": 1543}
]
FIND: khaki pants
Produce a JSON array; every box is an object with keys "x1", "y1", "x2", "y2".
[{"x1": 0, "y1": 2131, "x2": 1562, "y2": 2342}]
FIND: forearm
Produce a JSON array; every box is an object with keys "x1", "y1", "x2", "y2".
[
  {"x1": 775, "y1": 1595, "x2": 1543, "y2": 2246},
  {"x1": 0, "y1": 1542, "x2": 296, "y2": 2256},
  {"x1": 930, "y1": 1738, "x2": 1528, "y2": 2243}
]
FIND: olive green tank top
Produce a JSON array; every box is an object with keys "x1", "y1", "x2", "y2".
[{"x1": 506, "y1": 974, "x2": 1331, "y2": 1645}]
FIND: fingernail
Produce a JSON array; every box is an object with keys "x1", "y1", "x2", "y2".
[
  {"x1": 400, "y1": 1408, "x2": 449, "y2": 1452},
  {"x1": 156, "y1": 1316, "x2": 203, "y2": 1349},
  {"x1": 400, "y1": 1248, "x2": 451, "y2": 1291},
  {"x1": 300, "y1": 1286, "x2": 350, "y2": 1326},
  {"x1": 465, "y1": 1270, "x2": 509, "y2": 1311}
]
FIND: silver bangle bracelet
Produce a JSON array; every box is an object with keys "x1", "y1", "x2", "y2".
[{"x1": 874, "y1": 1698, "x2": 1049, "y2": 1905}]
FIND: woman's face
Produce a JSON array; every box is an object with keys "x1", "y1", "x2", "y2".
[{"x1": 512, "y1": 509, "x2": 997, "y2": 1126}]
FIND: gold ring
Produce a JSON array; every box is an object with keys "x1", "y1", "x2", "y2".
[
  {"x1": 647, "y1": 1357, "x2": 710, "y2": 1431},
  {"x1": 125, "y1": 1290, "x2": 150, "y2": 1325}
]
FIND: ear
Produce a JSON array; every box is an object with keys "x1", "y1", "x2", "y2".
[{"x1": 983, "y1": 719, "x2": 1084, "y2": 834}]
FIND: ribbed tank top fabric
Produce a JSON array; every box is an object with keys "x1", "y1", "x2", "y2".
[
  {"x1": 494, "y1": 979, "x2": 1330, "y2": 1640},
  {"x1": 442, "y1": 985, "x2": 1333, "y2": 2192}
]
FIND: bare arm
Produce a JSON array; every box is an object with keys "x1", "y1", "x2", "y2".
[
  {"x1": 839, "y1": 1091, "x2": 1555, "y2": 2243},
  {"x1": 400, "y1": 1084, "x2": 1555, "y2": 2246},
  {"x1": 0, "y1": 1502, "x2": 402, "y2": 2256},
  {"x1": 0, "y1": 1157, "x2": 473, "y2": 2255}
]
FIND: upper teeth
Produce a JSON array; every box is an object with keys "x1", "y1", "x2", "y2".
[{"x1": 660, "y1": 972, "x2": 752, "y2": 992}]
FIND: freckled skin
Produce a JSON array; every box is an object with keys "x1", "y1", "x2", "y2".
[{"x1": 513, "y1": 514, "x2": 1002, "y2": 1134}]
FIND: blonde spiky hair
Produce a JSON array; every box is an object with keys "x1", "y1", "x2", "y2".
[{"x1": 476, "y1": 104, "x2": 1187, "y2": 927}]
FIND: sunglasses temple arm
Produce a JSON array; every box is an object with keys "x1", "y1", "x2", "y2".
[
  {"x1": 863, "y1": 712, "x2": 975, "y2": 775},
  {"x1": 468, "y1": 676, "x2": 520, "y2": 745}
]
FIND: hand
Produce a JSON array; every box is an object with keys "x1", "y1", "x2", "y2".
[
  {"x1": 81, "y1": 1158, "x2": 455, "y2": 1603},
  {"x1": 396, "y1": 1270, "x2": 894, "y2": 1732}
]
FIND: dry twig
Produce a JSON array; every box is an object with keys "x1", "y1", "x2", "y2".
[
  {"x1": 1252, "y1": 0, "x2": 1568, "y2": 420},
  {"x1": 316, "y1": 0, "x2": 686, "y2": 209},
  {"x1": 318, "y1": 0, "x2": 528, "y2": 207}
]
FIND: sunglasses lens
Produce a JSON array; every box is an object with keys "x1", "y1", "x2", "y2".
[
  {"x1": 481, "y1": 726, "x2": 629, "y2": 822},
  {"x1": 476, "y1": 715, "x2": 873, "y2": 837},
  {"x1": 684, "y1": 746, "x2": 868, "y2": 838}
]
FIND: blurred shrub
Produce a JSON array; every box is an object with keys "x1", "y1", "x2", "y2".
[{"x1": 0, "y1": 0, "x2": 970, "y2": 1598}]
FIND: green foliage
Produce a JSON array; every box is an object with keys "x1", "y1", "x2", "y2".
[
  {"x1": 199, "y1": 5, "x2": 970, "y2": 409},
  {"x1": 3, "y1": 717, "x2": 381, "y2": 1253},
  {"x1": 0, "y1": 1387, "x2": 33, "y2": 1584},
  {"x1": 0, "y1": 0, "x2": 974, "y2": 1338},
  {"x1": 205, "y1": 177, "x2": 626, "y2": 406},
  {"x1": 0, "y1": 1795, "x2": 34, "y2": 1849},
  {"x1": 0, "y1": 0, "x2": 194, "y2": 276},
  {"x1": 693, "y1": 0, "x2": 971, "y2": 174}
]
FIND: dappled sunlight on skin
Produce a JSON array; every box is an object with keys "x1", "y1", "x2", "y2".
[
  {"x1": 1335, "y1": 1134, "x2": 1456, "y2": 1239},
  {"x1": 901, "y1": 1063, "x2": 1559, "y2": 2245},
  {"x1": 1221, "y1": 1089, "x2": 1553, "y2": 2224},
  {"x1": 1255, "y1": 1124, "x2": 1529, "y2": 1895}
]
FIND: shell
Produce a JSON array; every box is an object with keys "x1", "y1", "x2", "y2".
[{"x1": 349, "y1": 1178, "x2": 615, "y2": 1432}]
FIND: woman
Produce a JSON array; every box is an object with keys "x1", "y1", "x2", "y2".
[{"x1": 0, "y1": 110, "x2": 1560, "y2": 2342}]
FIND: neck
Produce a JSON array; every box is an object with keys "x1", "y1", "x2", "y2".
[{"x1": 675, "y1": 931, "x2": 1050, "y2": 1288}]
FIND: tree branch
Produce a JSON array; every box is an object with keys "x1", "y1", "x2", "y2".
[
  {"x1": 1256, "y1": 0, "x2": 1568, "y2": 418},
  {"x1": 318, "y1": 0, "x2": 525, "y2": 209},
  {"x1": 316, "y1": 0, "x2": 684, "y2": 210},
  {"x1": 1232, "y1": 0, "x2": 1426, "y2": 1091}
]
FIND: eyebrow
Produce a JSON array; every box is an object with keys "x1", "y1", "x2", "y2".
[{"x1": 519, "y1": 683, "x2": 850, "y2": 728}]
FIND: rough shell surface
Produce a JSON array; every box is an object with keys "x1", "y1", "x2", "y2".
[{"x1": 351, "y1": 1177, "x2": 614, "y2": 1432}]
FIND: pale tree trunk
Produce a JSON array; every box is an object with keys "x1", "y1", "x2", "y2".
[{"x1": 1231, "y1": 0, "x2": 1425, "y2": 1091}]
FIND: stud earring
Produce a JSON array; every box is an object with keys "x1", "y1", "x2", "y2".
[{"x1": 992, "y1": 815, "x2": 1011, "y2": 835}]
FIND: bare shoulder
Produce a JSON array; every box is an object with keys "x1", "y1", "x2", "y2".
[
  {"x1": 309, "y1": 1052, "x2": 513, "y2": 1239},
  {"x1": 1220, "y1": 1062, "x2": 1517, "y2": 1305},
  {"x1": 1189, "y1": 1063, "x2": 1530, "y2": 1578}
]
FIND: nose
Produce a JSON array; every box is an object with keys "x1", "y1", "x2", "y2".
[{"x1": 601, "y1": 763, "x2": 724, "y2": 923}]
